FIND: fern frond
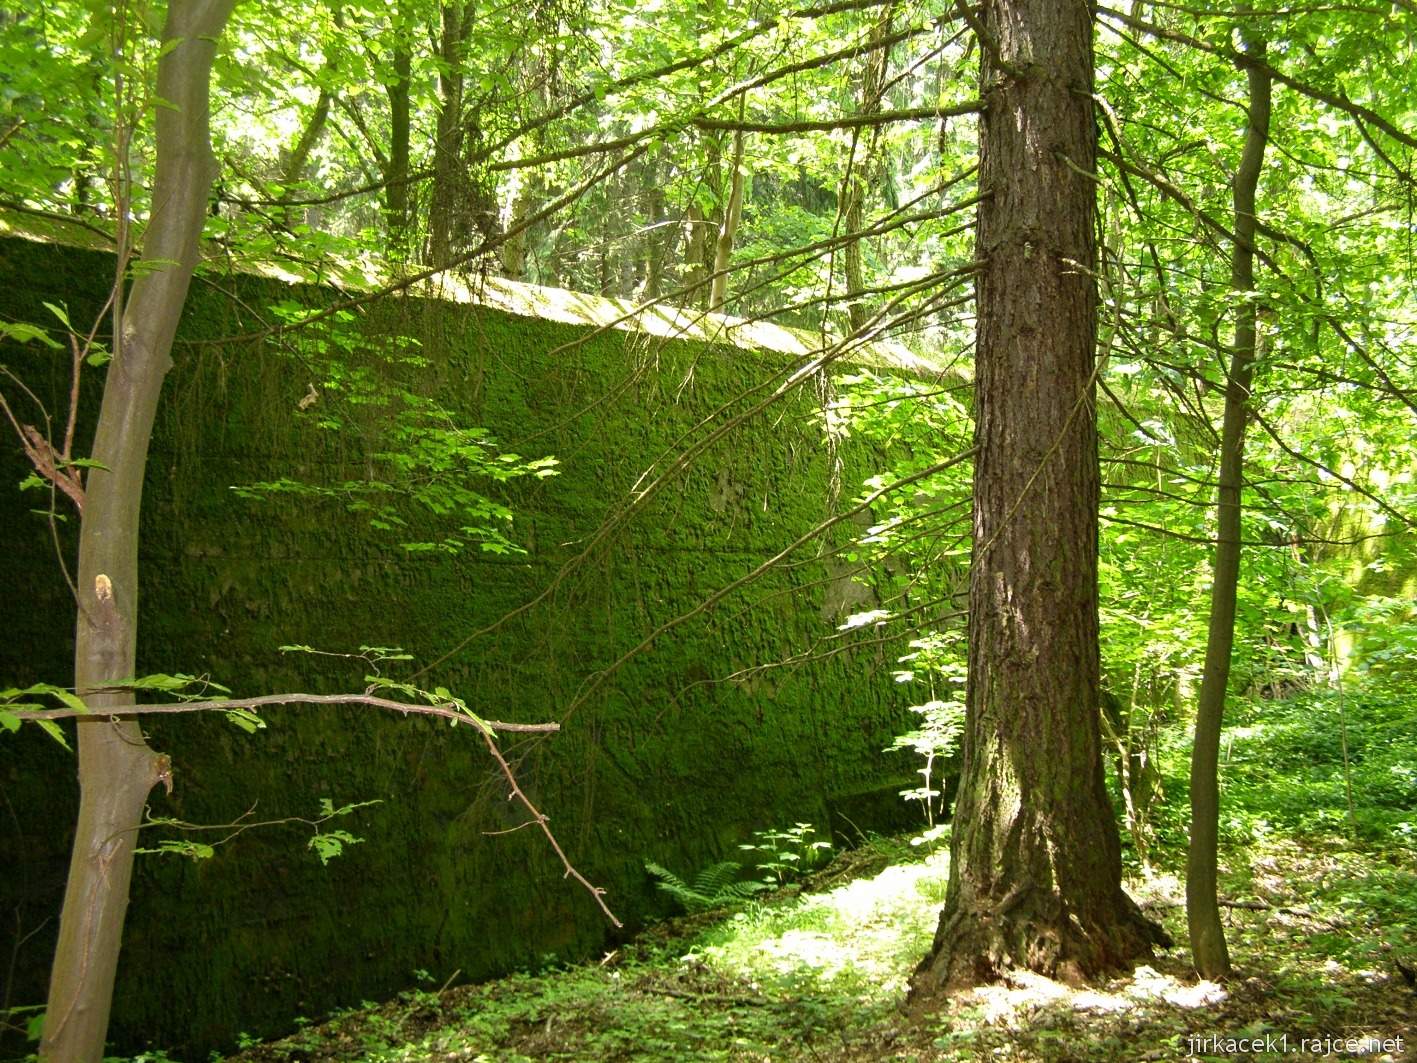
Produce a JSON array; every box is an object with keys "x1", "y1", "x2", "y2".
[
  {"x1": 645, "y1": 859, "x2": 761, "y2": 913},
  {"x1": 645, "y1": 860, "x2": 696, "y2": 906},
  {"x1": 645, "y1": 861, "x2": 689, "y2": 893},
  {"x1": 690, "y1": 861, "x2": 743, "y2": 897},
  {"x1": 720, "y1": 880, "x2": 768, "y2": 899}
]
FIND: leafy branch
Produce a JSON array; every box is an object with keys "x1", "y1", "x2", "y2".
[
  {"x1": 135, "y1": 797, "x2": 383, "y2": 864},
  {"x1": 1, "y1": 662, "x2": 620, "y2": 925}
]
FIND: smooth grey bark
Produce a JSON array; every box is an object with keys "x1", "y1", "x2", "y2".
[
  {"x1": 427, "y1": 0, "x2": 473, "y2": 268},
  {"x1": 383, "y1": 7, "x2": 414, "y2": 252},
  {"x1": 40, "y1": 3, "x2": 234, "y2": 1059},
  {"x1": 1186, "y1": 31, "x2": 1272, "y2": 982},
  {"x1": 277, "y1": 44, "x2": 336, "y2": 231},
  {"x1": 707, "y1": 129, "x2": 745, "y2": 312},
  {"x1": 841, "y1": 3, "x2": 894, "y2": 333},
  {"x1": 909, "y1": 0, "x2": 1165, "y2": 1001},
  {"x1": 638, "y1": 163, "x2": 669, "y2": 299}
]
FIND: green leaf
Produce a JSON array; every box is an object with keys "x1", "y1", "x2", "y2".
[
  {"x1": 320, "y1": 797, "x2": 381, "y2": 819},
  {"x1": 15, "y1": 682, "x2": 86, "y2": 711},
  {"x1": 0, "y1": 320, "x2": 63, "y2": 349},
  {"x1": 128, "y1": 257, "x2": 179, "y2": 277},
  {"x1": 41, "y1": 302, "x2": 72, "y2": 330},
  {"x1": 50, "y1": 688, "x2": 86, "y2": 713},
  {"x1": 118, "y1": 672, "x2": 229, "y2": 695},
  {"x1": 364, "y1": 675, "x2": 418, "y2": 698},
  {"x1": 309, "y1": 828, "x2": 363, "y2": 865},
  {"x1": 225, "y1": 708, "x2": 265, "y2": 733},
  {"x1": 36, "y1": 719, "x2": 71, "y2": 749}
]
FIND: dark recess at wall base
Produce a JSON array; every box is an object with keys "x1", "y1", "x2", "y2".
[{"x1": 0, "y1": 235, "x2": 922, "y2": 1057}]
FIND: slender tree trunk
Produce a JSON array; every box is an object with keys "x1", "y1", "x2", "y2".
[
  {"x1": 680, "y1": 0, "x2": 725, "y2": 308},
  {"x1": 841, "y1": 4, "x2": 894, "y2": 333},
  {"x1": 498, "y1": 90, "x2": 542, "y2": 281},
  {"x1": 428, "y1": 1, "x2": 473, "y2": 268},
  {"x1": 383, "y1": 18, "x2": 413, "y2": 254},
  {"x1": 707, "y1": 129, "x2": 745, "y2": 313},
  {"x1": 39, "y1": 4, "x2": 234, "y2": 1060},
  {"x1": 841, "y1": 183, "x2": 867, "y2": 329},
  {"x1": 500, "y1": 179, "x2": 534, "y2": 280},
  {"x1": 639, "y1": 163, "x2": 669, "y2": 299},
  {"x1": 682, "y1": 125, "x2": 724, "y2": 309},
  {"x1": 682, "y1": 201, "x2": 710, "y2": 307},
  {"x1": 72, "y1": 57, "x2": 108, "y2": 215},
  {"x1": 279, "y1": 90, "x2": 333, "y2": 196},
  {"x1": 909, "y1": 0, "x2": 1165, "y2": 1001},
  {"x1": 1186, "y1": 32, "x2": 1272, "y2": 982},
  {"x1": 277, "y1": 45, "x2": 336, "y2": 232}
]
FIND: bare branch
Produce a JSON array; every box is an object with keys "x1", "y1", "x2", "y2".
[
  {"x1": 9, "y1": 691, "x2": 559, "y2": 733},
  {"x1": 693, "y1": 103, "x2": 982, "y2": 134},
  {"x1": 479, "y1": 729, "x2": 622, "y2": 927}
]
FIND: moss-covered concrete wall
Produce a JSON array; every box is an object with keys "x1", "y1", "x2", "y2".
[{"x1": 0, "y1": 235, "x2": 918, "y2": 1056}]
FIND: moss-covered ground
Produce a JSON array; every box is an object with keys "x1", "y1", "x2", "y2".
[{"x1": 121, "y1": 825, "x2": 1411, "y2": 1063}]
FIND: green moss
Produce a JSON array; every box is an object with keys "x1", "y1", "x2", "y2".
[{"x1": 0, "y1": 236, "x2": 916, "y2": 1057}]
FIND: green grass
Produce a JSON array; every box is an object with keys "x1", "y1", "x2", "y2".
[
  {"x1": 689, "y1": 846, "x2": 949, "y2": 1003},
  {"x1": 199, "y1": 823, "x2": 1412, "y2": 1063}
]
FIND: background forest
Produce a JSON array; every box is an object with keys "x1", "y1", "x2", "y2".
[{"x1": 0, "y1": 0, "x2": 1414, "y2": 1059}]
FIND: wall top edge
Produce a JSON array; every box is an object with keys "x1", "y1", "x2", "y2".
[{"x1": 0, "y1": 208, "x2": 954, "y2": 380}]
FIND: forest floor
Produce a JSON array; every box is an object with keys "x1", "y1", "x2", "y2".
[{"x1": 214, "y1": 830, "x2": 1416, "y2": 1063}]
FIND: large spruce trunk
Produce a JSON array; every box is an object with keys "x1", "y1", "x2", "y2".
[{"x1": 910, "y1": 0, "x2": 1165, "y2": 998}]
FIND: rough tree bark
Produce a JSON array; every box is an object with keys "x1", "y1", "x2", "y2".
[
  {"x1": 681, "y1": 124, "x2": 724, "y2": 309},
  {"x1": 40, "y1": 2, "x2": 235, "y2": 1059},
  {"x1": 1187, "y1": 31, "x2": 1272, "y2": 981},
  {"x1": 682, "y1": 199, "x2": 711, "y2": 307},
  {"x1": 909, "y1": 0, "x2": 1166, "y2": 999}
]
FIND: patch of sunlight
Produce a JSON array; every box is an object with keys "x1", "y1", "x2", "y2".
[
  {"x1": 1127, "y1": 870, "x2": 1182, "y2": 909},
  {"x1": 970, "y1": 965, "x2": 1228, "y2": 1028},
  {"x1": 691, "y1": 847, "x2": 951, "y2": 1000},
  {"x1": 1226, "y1": 724, "x2": 1267, "y2": 741},
  {"x1": 1125, "y1": 965, "x2": 1228, "y2": 1008}
]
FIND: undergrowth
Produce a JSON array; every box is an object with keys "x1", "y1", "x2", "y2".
[
  {"x1": 194, "y1": 823, "x2": 1413, "y2": 1063},
  {"x1": 32, "y1": 682, "x2": 1417, "y2": 1062}
]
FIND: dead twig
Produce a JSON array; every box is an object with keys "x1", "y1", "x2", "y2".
[{"x1": 479, "y1": 729, "x2": 622, "y2": 928}]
